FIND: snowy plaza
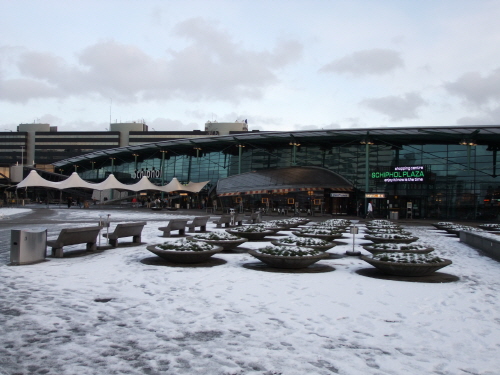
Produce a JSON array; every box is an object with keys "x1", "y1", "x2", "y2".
[{"x1": 0, "y1": 207, "x2": 499, "y2": 375}]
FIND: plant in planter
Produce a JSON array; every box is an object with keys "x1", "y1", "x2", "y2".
[
  {"x1": 364, "y1": 233, "x2": 419, "y2": 244},
  {"x1": 370, "y1": 220, "x2": 393, "y2": 226},
  {"x1": 251, "y1": 222, "x2": 287, "y2": 234},
  {"x1": 293, "y1": 228, "x2": 344, "y2": 241},
  {"x1": 365, "y1": 223, "x2": 401, "y2": 230},
  {"x1": 360, "y1": 252, "x2": 452, "y2": 276},
  {"x1": 444, "y1": 225, "x2": 485, "y2": 236},
  {"x1": 311, "y1": 222, "x2": 348, "y2": 231},
  {"x1": 146, "y1": 239, "x2": 223, "y2": 263},
  {"x1": 248, "y1": 245, "x2": 330, "y2": 269},
  {"x1": 226, "y1": 225, "x2": 275, "y2": 240},
  {"x1": 362, "y1": 242, "x2": 434, "y2": 254},
  {"x1": 271, "y1": 236, "x2": 336, "y2": 251},
  {"x1": 318, "y1": 219, "x2": 351, "y2": 229},
  {"x1": 478, "y1": 223, "x2": 500, "y2": 231},
  {"x1": 268, "y1": 219, "x2": 305, "y2": 229},
  {"x1": 364, "y1": 228, "x2": 411, "y2": 235},
  {"x1": 324, "y1": 219, "x2": 351, "y2": 225},
  {"x1": 188, "y1": 231, "x2": 248, "y2": 251}
]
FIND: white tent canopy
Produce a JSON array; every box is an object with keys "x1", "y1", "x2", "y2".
[{"x1": 16, "y1": 170, "x2": 209, "y2": 193}]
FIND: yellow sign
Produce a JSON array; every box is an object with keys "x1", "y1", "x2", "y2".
[{"x1": 365, "y1": 193, "x2": 386, "y2": 198}]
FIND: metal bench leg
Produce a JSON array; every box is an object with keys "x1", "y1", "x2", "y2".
[
  {"x1": 179, "y1": 229, "x2": 185, "y2": 236},
  {"x1": 200, "y1": 225, "x2": 206, "y2": 232},
  {"x1": 109, "y1": 239, "x2": 118, "y2": 247},
  {"x1": 133, "y1": 235, "x2": 141, "y2": 244}
]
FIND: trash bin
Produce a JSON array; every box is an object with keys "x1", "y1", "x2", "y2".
[
  {"x1": 10, "y1": 228, "x2": 47, "y2": 265},
  {"x1": 390, "y1": 211, "x2": 399, "y2": 220}
]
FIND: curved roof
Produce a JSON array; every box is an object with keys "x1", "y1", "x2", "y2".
[
  {"x1": 216, "y1": 166, "x2": 353, "y2": 195},
  {"x1": 53, "y1": 124, "x2": 500, "y2": 169}
]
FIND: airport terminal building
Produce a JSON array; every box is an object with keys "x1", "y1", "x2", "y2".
[{"x1": 49, "y1": 124, "x2": 500, "y2": 220}]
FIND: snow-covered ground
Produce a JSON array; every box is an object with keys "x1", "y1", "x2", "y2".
[{"x1": 1, "y1": 208, "x2": 499, "y2": 375}]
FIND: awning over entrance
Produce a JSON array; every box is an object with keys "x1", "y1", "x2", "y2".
[
  {"x1": 216, "y1": 166, "x2": 353, "y2": 196},
  {"x1": 16, "y1": 170, "x2": 209, "y2": 193}
]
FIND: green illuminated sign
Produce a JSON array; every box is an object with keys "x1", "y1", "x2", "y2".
[{"x1": 371, "y1": 166, "x2": 427, "y2": 183}]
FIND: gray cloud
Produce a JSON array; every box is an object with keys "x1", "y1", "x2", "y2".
[
  {"x1": 0, "y1": 18, "x2": 303, "y2": 104},
  {"x1": 444, "y1": 68, "x2": 500, "y2": 107},
  {"x1": 456, "y1": 105, "x2": 500, "y2": 125},
  {"x1": 360, "y1": 92, "x2": 427, "y2": 121},
  {"x1": 149, "y1": 117, "x2": 199, "y2": 131},
  {"x1": 319, "y1": 48, "x2": 403, "y2": 76},
  {"x1": 1, "y1": 79, "x2": 60, "y2": 102}
]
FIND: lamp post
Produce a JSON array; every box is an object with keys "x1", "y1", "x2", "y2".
[
  {"x1": 360, "y1": 133, "x2": 374, "y2": 217},
  {"x1": 237, "y1": 144, "x2": 245, "y2": 174},
  {"x1": 289, "y1": 142, "x2": 300, "y2": 165},
  {"x1": 160, "y1": 150, "x2": 167, "y2": 198},
  {"x1": 132, "y1": 153, "x2": 139, "y2": 170},
  {"x1": 460, "y1": 138, "x2": 477, "y2": 170},
  {"x1": 193, "y1": 146, "x2": 202, "y2": 161},
  {"x1": 109, "y1": 158, "x2": 116, "y2": 200}
]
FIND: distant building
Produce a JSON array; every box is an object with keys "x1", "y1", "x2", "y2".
[
  {"x1": 205, "y1": 120, "x2": 248, "y2": 135},
  {"x1": 0, "y1": 121, "x2": 250, "y2": 183}
]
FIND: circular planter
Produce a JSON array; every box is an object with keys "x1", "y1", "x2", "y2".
[
  {"x1": 311, "y1": 224, "x2": 349, "y2": 232},
  {"x1": 294, "y1": 231, "x2": 344, "y2": 242},
  {"x1": 364, "y1": 234, "x2": 418, "y2": 244},
  {"x1": 225, "y1": 229, "x2": 275, "y2": 241},
  {"x1": 271, "y1": 239, "x2": 336, "y2": 251},
  {"x1": 260, "y1": 226, "x2": 287, "y2": 234},
  {"x1": 146, "y1": 245, "x2": 223, "y2": 264},
  {"x1": 360, "y1": 255, "x2": 452, "y2": 276},
  {"x1": 478, "y1": 224, "x2": 500, "y2": 231},
  {"x1": 364, "y1": 229, "x2": 410, "y2": 235},
  {"x1": 248, "y1": 249, "x2": 329, "y2": 269},
  {"x1": 445, "y1": 226, "x2": 484, "y2": 236},
  {"x1": 365, "y1": 224, "x2": 400, "y2": 229},
  {"x1": 267, "y1": 220, "x2": 296, "y2": 230},
  {"x1": 188, "y1": 237, "x2": 248, "y2": 251},
  {"x1": 362, "y1": 245, "x2": 434, "y2": 255},
  {"x1": 431, "y1": 222, "x2": 455, "y2": 230}
]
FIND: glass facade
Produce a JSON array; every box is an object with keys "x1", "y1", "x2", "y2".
[{"x1": 74, "y1": 137, "x2": 499, "y2": 220}]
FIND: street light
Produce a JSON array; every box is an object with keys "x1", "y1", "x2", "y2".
[
  {"x1": 236, "y1": 144, "x2": 245, "y2": 174},
  {"x1": 289, "y1": 142, "x2": 300, "y2": 165},
  {"x1": 360, "y1": 133, "x2": 374, "y2": 218},
  {"x1": 460, "y1": 138, "x2": 477, "y2": 170}
]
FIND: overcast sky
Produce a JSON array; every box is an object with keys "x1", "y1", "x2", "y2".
[{"x1": 2, "y1": 0, "x2": 500, "y2": 132}]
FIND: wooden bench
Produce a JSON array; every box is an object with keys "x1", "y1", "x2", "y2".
[
  {"x1": 187, "y1": 216, "x2": 210, "y2": 233},
  {"x1": 158, "y1": 219, "x2": 188, "y2": 237},
  {"x1": 47, "y1": 226, "x2": 102, "y2": 258},
  {"x1": 103, "y1": 222, "x2": 146, "y2": 247},
  {"x1": 213, "y1": 215, "x2": 232, "y2": 228}
]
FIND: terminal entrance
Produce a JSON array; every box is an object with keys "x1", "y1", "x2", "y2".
[{"x1": 328, "y1": 193, "x2": 351, "y2": 216}]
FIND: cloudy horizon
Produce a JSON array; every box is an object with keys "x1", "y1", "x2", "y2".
[{"x1": 2, "y1": 0, "x2": 500, "y2": 132}]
